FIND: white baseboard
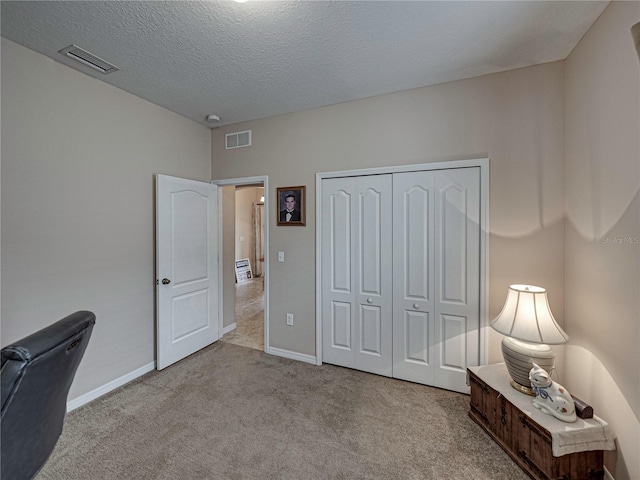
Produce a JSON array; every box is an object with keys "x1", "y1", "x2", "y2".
[
  {"x1": 266, "y1": 346, "x2": 317, "y2": 365},
  {"x1": 67, "y1": 361, "x2": 156, "y2": 412},
  {"x1": 604, "y1": 466, "x2": 615, "y2": 480},
  {"x1": 222, "y1": 323, "x2": 237, "y2": 335}
]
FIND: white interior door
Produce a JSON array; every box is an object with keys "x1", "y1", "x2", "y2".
[
  {"x1": 156, "y1": 174, "x2": 219, "y2": 370},
  {"x1": 321, "y1": 175, "x2": 393, "y2": 376}
]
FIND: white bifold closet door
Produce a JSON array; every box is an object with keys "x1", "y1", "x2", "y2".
[
  {"x1": 392, "y1": 168, "x2": 480, "y2": 393},
  {"x1": 321, "y1": 167, "x2": 480, "y2": 393},
  {"x1": 321, "y1": 175, "x2": 393, "y2": 376}
]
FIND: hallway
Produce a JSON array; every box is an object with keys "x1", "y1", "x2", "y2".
[{"x1": 220, "y1": 278, "x2": 264, "y2": 351}]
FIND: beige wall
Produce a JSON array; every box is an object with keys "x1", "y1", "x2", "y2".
[
  {"x1": 212, "y1": 61, "x2": 567, "y2": 359},
  {"x1": 1, "y1": 39, "x2": 212, "y2": 400},
  {"x1": 221, "y1": 186, "x2": 236, "y2": 330},
  {"x1": 564, "y1": 2, "x2": 640, "y2": 479},
  {"x1": 235, "y1": 186, "x2": 263, "y2": 262}
]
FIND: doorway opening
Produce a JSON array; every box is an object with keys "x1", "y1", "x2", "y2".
[
  {"x1": 225, "y1": 184, "x2": 264, "y2": 350},
  {"x1": 214, "y1": 176, "x2": 269, "y2": 353}
]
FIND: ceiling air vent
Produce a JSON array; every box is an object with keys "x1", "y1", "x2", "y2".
[
  {"x1": 225, "y1": 130, "x2": 252, "y2": 150},
  {"x1": 58, "y1": 44, "x2": 119, "y2": 74}
]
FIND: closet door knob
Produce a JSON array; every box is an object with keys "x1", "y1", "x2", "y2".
[
  {"x1": 413, "y1": 303, "x2": 420, "y2": 309},
  {"x1": 367, "y1": 298, "x2": 373, "y2": 304}
]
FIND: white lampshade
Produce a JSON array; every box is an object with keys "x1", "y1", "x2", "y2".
[{"x1": 491, "y1": 284, "x2": 568, "y2": 345}]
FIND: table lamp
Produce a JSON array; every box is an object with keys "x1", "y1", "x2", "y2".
[{"x1": 491, "y1": 284, "x2": 569, "y2": 395}]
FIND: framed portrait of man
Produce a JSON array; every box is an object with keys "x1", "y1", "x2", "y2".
[{"x1": 277, "y1": 186, "x2": 306, "y2": 226}]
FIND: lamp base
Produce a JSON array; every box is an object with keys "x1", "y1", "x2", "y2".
[
  {"x1": 501, "y1": 337, "x2": 555, "y2": 395},
  {"x1": 510, "y1": 379, "x2": 535, "y2": 396}
]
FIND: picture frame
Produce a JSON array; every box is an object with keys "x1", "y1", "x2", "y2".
[{"x1": 276, "y1": 186, "x2": 306, "y2": 226}]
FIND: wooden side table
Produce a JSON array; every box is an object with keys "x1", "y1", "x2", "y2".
[{"x1": 468, "y1": 364, "x2": 614, "y2": 480}]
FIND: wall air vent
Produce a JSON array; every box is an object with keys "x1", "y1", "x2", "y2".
[
  {"x1": 58, "y1": 44, "x2": 120, "y2": 74},
  {"x1": 225, "y1": 130, "x2": 252, "y2": 150}
]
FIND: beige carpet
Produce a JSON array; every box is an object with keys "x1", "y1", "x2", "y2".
[{"x1": 38, "y1": 342, "x2": 528, "y2": 480}]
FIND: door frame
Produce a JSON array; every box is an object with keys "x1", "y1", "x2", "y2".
[
  {"x1": 315, "y1": 158, "x2": 489, "y2": 367},
  {"x1": 213, "y1": 175, "x2": 269, "y2": 352}
]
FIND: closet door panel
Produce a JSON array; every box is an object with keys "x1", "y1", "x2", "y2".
[
  {"x1": 354, "y1": 175, "x2": 392, "y2": 376},
  {"x1": 404, "y1": 310, "x2": 430, "y2": 364},
  {"x1": 392, "y1": 171, "x2": 435, "y2": 385},
  {"x1": 405, "y1": 186, "x2": 431, "y2": 301},
  {"x1": 359, "y1": 186, "x2": 384, "y2": 296},
  {"x1": 440, "y1": 183, "x2": 467, "y2": 304},
  {"x1": 330, "y1": 190, "x2": 352, "y2": 293},
  {"x1": 440, "y1": 313, "x2": 467, "y2": 370},
  {"x1": 331, "y1": 301, "x2": 352, "y2": 350},
  {"x1": 322, "y1": 178, "x2": 356, "y2": 368},
  {"x1": 360, "y1": 305, "x2": 382, "y2": 354},
  {"x1": 434, "y1": 167, "x2": 481, "y2": 392}
]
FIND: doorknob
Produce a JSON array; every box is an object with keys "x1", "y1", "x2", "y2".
[
  {"x1": 413, "y1": 303, "x2": 420, "y2": 309},
  {"x1": 162, "y1": 278, "x2": 171, "y2": 285},
  {"x1": 367, "y1": 298, "x2": 373, "y2": 304}
]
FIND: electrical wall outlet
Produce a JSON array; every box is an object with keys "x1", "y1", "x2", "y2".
[
  {"x1": 286, "y1": 313, "x2": 293, "y2": 326},
  {"x1": 278, "y1": 251, "x2": 285, "y2": 262}
]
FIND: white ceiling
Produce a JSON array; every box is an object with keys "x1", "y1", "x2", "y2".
[{"x1": 1, "y1": 1, "x2": 609, "y2": 128}]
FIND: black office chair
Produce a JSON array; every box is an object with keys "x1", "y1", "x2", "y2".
[{"x1": 1, "y1": 311, "x2": 95, "y2": 480}]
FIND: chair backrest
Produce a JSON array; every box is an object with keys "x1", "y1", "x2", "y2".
[{"x1": 1, "y1": 311, "x2": 95, "y2": 480}]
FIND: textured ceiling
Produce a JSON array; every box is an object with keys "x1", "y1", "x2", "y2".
[{"x1": 1, "y1": 1, "x2": 609, "y2": 128}]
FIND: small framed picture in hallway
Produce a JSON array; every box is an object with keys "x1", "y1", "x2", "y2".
[
  {"x1": 235, "y1": 258, "x2": 253, "y2": 283},
  {"x1": 277, "y1": 186, "x2": 306, "y2": 226}
]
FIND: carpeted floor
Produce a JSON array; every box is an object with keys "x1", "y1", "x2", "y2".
[{"x1": 38, "y1": 342, "x2": 528, "y2": 480}]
